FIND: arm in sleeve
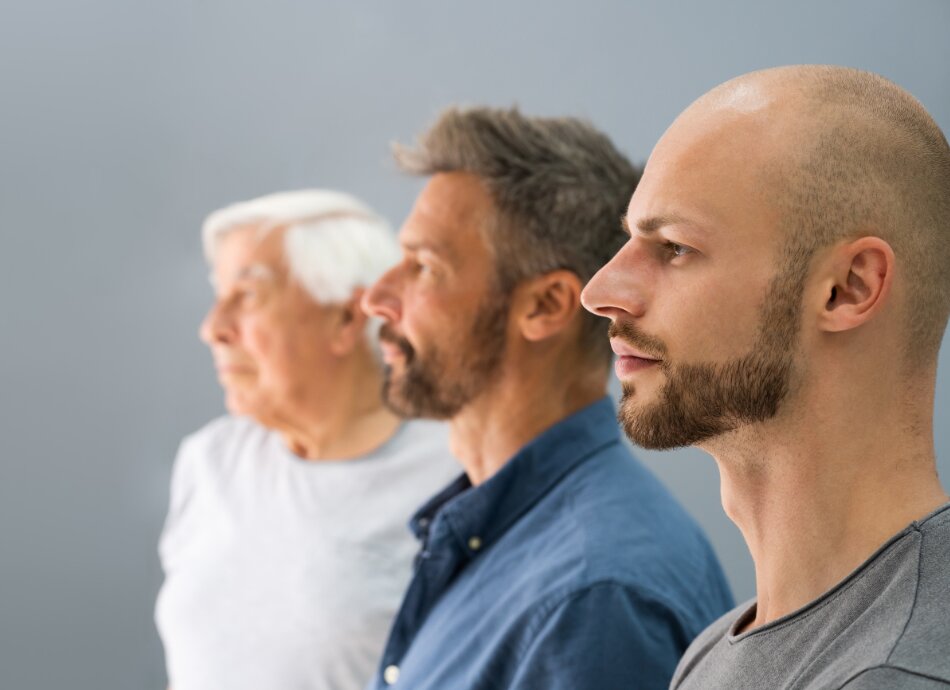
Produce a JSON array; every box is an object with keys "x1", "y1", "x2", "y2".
[
  {"x1": 157, "y1": 436, "x2": 200, "y2": 569},
  {"x1": 509, "y1": 582, "x2": 692, "y2": 690},
  {"x1": 839, "y1": 667, "x2": 950, "y2": 689}
]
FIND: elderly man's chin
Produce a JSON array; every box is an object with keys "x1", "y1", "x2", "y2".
[{"x1": 221, "y1": 386, "x2": 264, "y2": 421}]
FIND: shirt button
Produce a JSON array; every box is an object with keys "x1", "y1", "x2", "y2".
[
  {"x1": 468, "y1": 536, "x2": 482, "y2": 551},
  {"x1": 383, "y1": 665, "x2": 400, "y2": 685},
  {"x1": 418, "y1": 517, "x2": 429, "y2": 528}
]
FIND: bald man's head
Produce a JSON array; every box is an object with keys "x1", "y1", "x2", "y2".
[
  {"x1": 706, "y1": 66, "x2": 950, "y2": 364},
  {"x1": 582, "y1": 65, "x2": 948, "y2": 449}
]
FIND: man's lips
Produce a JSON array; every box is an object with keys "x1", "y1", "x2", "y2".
[
  {"x1": 610, "y1": 338, "x2": 660, "y2": 360},
  {"x1": 213, "y1": 361, "x2": 254, "y2": 375},
  {"x1": 379, "y1": 340, "x2": 407, "y2": 364},
  {"x1": 378, "y1": 324, "x2": 414, "y2": 364},
  {"x1": 610, "y1": 337, "x2": 662, "y2": 378},
  {"x1": 614, "y1": 355, "x2": 661, "y2": 378}
]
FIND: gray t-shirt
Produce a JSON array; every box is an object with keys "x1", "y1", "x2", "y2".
[{"x1": 672, "y1": 503, "x2": 950, "y2": 690}]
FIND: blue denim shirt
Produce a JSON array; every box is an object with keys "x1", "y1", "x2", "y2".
[{"x1": 368, "y1": 397, "x2": 733, "y2": 690}]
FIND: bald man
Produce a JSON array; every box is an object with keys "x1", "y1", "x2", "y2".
[{"x1": 582, "y1": 66, "x2": 950, "y2": 690}]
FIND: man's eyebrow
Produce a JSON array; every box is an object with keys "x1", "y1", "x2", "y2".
[
  {"x1": 640, "y1": 215, "x2": 681, "y2": 234},
  {"x1": 625, "y1": 213, "x2": 699, "y2": 235},
  {"x1": 401, "y1": 238, "x2": 453, "y2": 259},
  {"x1": 236, "y1": 264, "x2": 276, "y2": 282},
  {"x1": 208, "y1": 263, "x2": 277, "y2": 290}
]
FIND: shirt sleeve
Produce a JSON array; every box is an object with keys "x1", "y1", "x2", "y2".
[
  {"x1": 839, "y1": 667, "x2": 950, "y2": 689},
  {"x1": 508, "y1": 582, "x2": 691, "y2": 690},
  {"x1": 157, "y1": 436, "x2": 200, "y2": 570}
]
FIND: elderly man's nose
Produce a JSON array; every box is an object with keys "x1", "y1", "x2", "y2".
[{"x1": 200, "y1": 301, "x2": 234, "y2": 344}]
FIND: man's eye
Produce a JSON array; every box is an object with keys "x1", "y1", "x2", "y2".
[
  {"x1": 237, "y1": 288, "x2": 259, "y2": 303},
  {"x1": 665, "y1": 242, "x2": 692, "y2": 259}
]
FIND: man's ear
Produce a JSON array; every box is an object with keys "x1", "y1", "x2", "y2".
[
  {"x1": 818, "y1": 237, "x2": 894, "y2": 334},
  {"x1": 329, "y1": 288, "x2": 369, "y2": 356},
  {"x1": 515, "y1": 270, "x2": 584, "y2": 342}
]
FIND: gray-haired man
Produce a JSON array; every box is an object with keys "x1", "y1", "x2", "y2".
[{"x1": 362, "y1": 108, "x2": 734, "y2": 690}]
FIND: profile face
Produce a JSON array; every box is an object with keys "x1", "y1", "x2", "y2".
[
  {"x1": 200, "y1": 225, "x2": 340, "y2": 426},
  {"x1": 581, "y1": 100, "x2": 805, "y2": 449},
  {"x1": 361, "y1": 172, "x2": 510, "y2": 419}
]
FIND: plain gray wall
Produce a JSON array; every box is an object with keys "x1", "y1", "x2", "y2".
[{"x1": 1, "y1": 1, "x2": 948, "y2": 688}]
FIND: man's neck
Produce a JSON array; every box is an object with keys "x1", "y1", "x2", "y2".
[
  {"x1": 275, "y1": 351, "x2": 401, "y2": 461},
  {"x1": 707, "y1": 375, "x2": 947, "y2": 631},
  {"x1": 448, "y1": 360, "x2": 607, "y2": 486}
]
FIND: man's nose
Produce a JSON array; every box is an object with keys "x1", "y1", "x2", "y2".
[
  {"x1": 361, "y1": 266, "x2": 402, "y2": 323},
  {"x1": 581, "y1": 242, "x2": 649, "y2": 321},
  {"x1": 199, "y1": 300, "x2": 236, "y2": 345}
]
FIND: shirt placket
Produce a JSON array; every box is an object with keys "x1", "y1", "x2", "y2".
[{"x1": 376, "y1": 516, "x2": 466, "y2": 687}]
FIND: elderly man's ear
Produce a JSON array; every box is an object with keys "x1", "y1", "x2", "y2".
[
  {"x1": 328, "y1": 288, "x2": 371, "y2": 357},
  {"x1": 515, "y1": 270, "x2": 584, "y2": 342}
]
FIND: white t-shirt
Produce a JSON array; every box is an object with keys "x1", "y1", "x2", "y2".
[{"x1": 155, "y1": 415, "x2": 458, "y2": 690}]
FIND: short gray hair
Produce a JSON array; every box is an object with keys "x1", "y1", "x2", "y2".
[
  {"x1": 202, "y1": 189, "x2": 400, "y2": 349},
  {"x1": 395, "y1": 107, "x2": 641, "y2": 364}
]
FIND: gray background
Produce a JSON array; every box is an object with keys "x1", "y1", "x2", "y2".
[{"x1": 1, "y1": 1, "x2": 948, "y2": 688}]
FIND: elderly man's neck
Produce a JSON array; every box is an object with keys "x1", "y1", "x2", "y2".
[
  {"x1": 706, "y1": 366, "x2": 947, "y2": 633},
  {"x1": 448, "y1": 354, "x2": 609, "y2": 486}
]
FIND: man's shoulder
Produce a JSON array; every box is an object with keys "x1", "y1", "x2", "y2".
[
  {"x1": 496, "y1": 443, "x2": 732, "y2": 631},
  {"x1": 183, "y1": 414, "x2": 265, "y2": 444},
  {"x1": 885, "y1": 503, "x2": 950, "y2": 683},
  {"x1": 541, "y1": 441, "x2": 723, "y2": 574},
  {"x1": 670, "y1": 599, "x2": 750, "y2": 687},
  {"x1": 380, "y1": 418, "x2": 454, "y2": 466},
  {"x1": 176, "y1": 415, "x2": 275, "y2": 472}
]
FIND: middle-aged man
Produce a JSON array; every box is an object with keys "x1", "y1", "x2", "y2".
[
  {"x1": 361, "y1": 107, "x2": 734, "y2": 690},
  {"x1": 583, "y1": 65, "x2": 950, "y2": 690},
  {"x1": 155, "y1": 190, "x2": 459, "y2": 690}
]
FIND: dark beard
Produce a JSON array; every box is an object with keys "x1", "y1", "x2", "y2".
[
  {"x1": 615, "y1": 263, "x2": 803, "y2": 450},
  {"x1": 380, "y1": 290, "x2": 510, "y2": 419}
]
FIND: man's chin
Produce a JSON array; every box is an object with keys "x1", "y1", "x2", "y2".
[
  {"x1": 618, "y1": 394, "x2": 688, "y2": 451},
  {"x1": 222, "y1": 392, "x2": 268, "y2": 424},
  {"x1": 380, "y1": 377, "x2": 417, "y2": 418}
]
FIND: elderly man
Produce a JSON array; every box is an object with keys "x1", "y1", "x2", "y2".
[
  {"x1": 583, "y1": 66, "x2": 950, "y2": 689},
  {"x1": 361, "y1": 108, "x2": 733, "y2": 690},
  {"x1": 155, "y1": 190, "x2": 458, "y2": 690}
]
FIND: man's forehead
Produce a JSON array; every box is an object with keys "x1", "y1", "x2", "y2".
[
  {"x1": 625, "y1": 117, "x2": 784, "y2": 240},
  {"x1": 401, "y1": 174, "x2": 493, "y2": 258},
  {"x1": 413, "y1": 172, "x2": 491, "y2": 225},
  {"x1": 212, "y1": 226, "x2": 286, "y2": 279}
]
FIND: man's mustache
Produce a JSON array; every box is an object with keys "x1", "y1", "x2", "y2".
[
  {"x1": 379, "y1": 323, "x2": 416, "y2": 363},
  {"x1": 608, "y1": 321, "x2": 668, "y2": 360}
]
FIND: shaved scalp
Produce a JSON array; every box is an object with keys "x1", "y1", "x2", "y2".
[{"x1": 718, "y1": 66, "x2": 950, "y2": 364}]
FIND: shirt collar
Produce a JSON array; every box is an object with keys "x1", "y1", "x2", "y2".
[{"x1": 410, "y1": 396, "x2": 620, "y2": 557}]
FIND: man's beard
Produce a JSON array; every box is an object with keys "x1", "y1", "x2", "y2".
[
  {"x1": 615, "y1": 264, "x2": 803, "y2": 450},
  {"x1": 379, "y1": 290, "x2": 510, "y2": 419}
]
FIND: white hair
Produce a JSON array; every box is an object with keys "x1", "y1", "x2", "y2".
[{"x1": 202, "y1": 189, "x2": 400, "y2": 351}]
